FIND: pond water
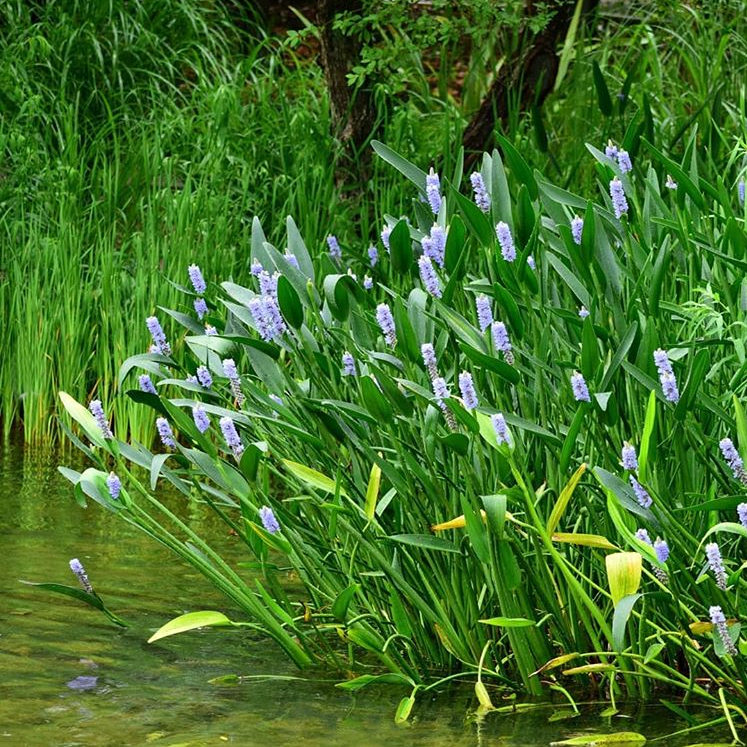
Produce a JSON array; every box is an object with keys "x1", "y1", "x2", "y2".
[{"x1": 0, "y1": 442, "x2": 734, "y2": 746}]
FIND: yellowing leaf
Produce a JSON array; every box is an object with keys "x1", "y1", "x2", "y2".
[
  {"x1": 364, "y1": 458, "x2": 382, "y2": 520},
  {"x1": 531, "y1": 652, "x2": 580, "y2": 675},
  {"x1": 282, "y1": 459, "x2": 347, "y2": 496},
  {"x1": 432, "y1": 510, "x2": 484, "y2": 531},
  {"x1": 148, "y1": 611, "x2": 233, "y2": 643},
  {"x1": 475, "y1": 681, "x2": 494, "y2": 709},
  {"x1": 606, "y1": 552, "x2": 642, "y2": 604},
  {"x1": 552, "y1": 532, "x2": 617, "y2": 550},
  {"x1": 547, "y1": 463, "x2": 587, "y2": 535},
  {"x1": 432, "y1": 509, "x2": 516, "y2": 532}
]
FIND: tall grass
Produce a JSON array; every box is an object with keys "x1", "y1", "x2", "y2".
[{"x1": 5, "y1": 0, "x2": 747, "y2": 459}]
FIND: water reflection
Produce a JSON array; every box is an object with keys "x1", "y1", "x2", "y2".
[{"x1": 0, "y1": 442, "x2": 732, "y2": 746}]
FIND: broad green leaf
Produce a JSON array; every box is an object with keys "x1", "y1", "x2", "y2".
[
  {"x1": 638, "y1": 391, "x2": 657, "y2": 482},
  {"x1": 331, "y1": 583, "x2": 359, "y2": 620},
  {"x1": 371, "y1": 141, "x2": 427, "y2": 190},
  {"x1": 592, "y1": 61, "x2": 612, "y2": 116},
  {"x1": 612, "y1": 593, "x2": 642, "y2": 651},
  {"x1": 20, "y1": 581, "x2": 127, "y2": 627},
  {"x1": 58, "y1": 392, "x2": 106, "y2": 448},
  {"x1": 148, "y1": 611, "x2": 233, "y2": 643}
]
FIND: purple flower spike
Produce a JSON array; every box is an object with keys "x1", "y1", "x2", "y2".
[
  {"x1": 196, "y1": 366, "x2": 213, "y2": 389},
  {"x1": 219, "y1": 416, "x2": 244, "y2": 459},
  {"x1": 381, "y1": 224, "x2": 392, "y2": 252},
  {"x1": 89, "y1": 400, "x2": 113, "y2": 439},
  {"x1": 578, "y1": 306, "x2": 590, "y2": 319},
  {"x1": 251, "y1": 260, "x2": 264, "y2": 277},
  {"x1": 69, "y1": 558, "x2": 93, "y2": 593},
  {"x1": 192, "y1": 404, "x2": 210, "y2": 434},
  {"x1": 284, "y1": 252, "x2": 299, "y2": 269},
  {"x1": 432, "y1": 376, "x2": 449, "y2": 403},
  {"x1": 719, "y1": 437, "x2": 747, "y2": 485},
  {"x1": 629, "y1": 475, "x2": 652, "y2": 508},
  {"x1": 259, "y1": 505, "x2": 280, "y2": 534},
  {"x1": 665, "y1": 174, "x2": 677, "y2": 190},
  {"x1": 654, "y1": 538, "x2": 669, "y2": 564},
  {"x1": 146, "y1": 316, "x2": 171, "y2": 356},
  {"x1": 491, "y1": 413, "x2": 511, "y2": 446},
  {"x1": 138, "y1": 374, "x2": 157, "y2": 395},
  {"x1": 491, "y1": 321, "x2": 513, "y2": 364},
  {"x1": 418, "y1": 255, "x2": 442, "y2": 298},
  {"x1": 495, "y1": 221, "x2": 516, "y2": 262},
  {"x1": 194, "y1": 298, "x2": 208, "y2": 320},
  {"x1": 738, "y1": 502, "x2": 747, "y2": 529},
  {"x1": 249, "y1": 296, "x2": 286, "y2": 342},
  {"x1": 156, "y1": 417, "x2": 176, "y2": 448},
  {"x1": 621, "y1": 442, "x2": 638, "y2": 471},
  {"x1": 571, "y1": 216, "x2": 584, "y2": 245},
  {"x1": 426, "y1": 168, "x2": 442, "y2": 215},
  {"x1": 570, "y1": 372, "x2": 590, "y2": 403},
  {"x1": 739, "y1": 180, "x2": 745, "y2": 205},
  {"x1": 205, "y1": 324, "x2": 218, "y2": 336},
  {"x1": 363, "y1": 275, "x2": 374, "y2": 290},
  {"x1": 188, "y1": 264, "x2": 207, "y2": 295},
  {"x1": 258, "y1": 270, "x2": 278, "y2": 298},
  {"x1": 421, "y1": 343, "x2": 438, "y2": 381},
  {"x1": 106, "y1": 472, "x2": 121, "y2": 500},
  {"x1": 660, "y1": 373, "x2": 680, "y2": 403},
  {"x1": 475, "y1": 295, "x2": 493, "y2": 332},
  {"x1": 605, "y1": 141, "x2": 619, "y2": 160},
  {"x1": 368, "y1": 245, "x2": 379, "y2": 267},
  {"x1": 342, "y1": 351, "x2": 356, "y2": 377},
  {"x1": 635, "y1": 528, "x2": 652, "y2": 545},
  {"x1": 470, "y1": 172, "x2": 490, "y2": 213},
  {"x1": 705, "y1": 542, "x2": 728, "y2": 590},
  {"x1": 617, "y1": 150, "x2": 632, "y2": 174},
  {"x1": 422, "y1": 225, "x2": 446, "y2": 267},
  {"x1": 653, "y1": 349, "x2": 679, "y2": 402},
  {"x1": 458, "y1": 371, "x2": 478, "y2": 410},
  {"x1": 376, "y1": 303, "x2": 397, "y2": 348},
  {"x1": 653, "y1": 349, "x2": 673, "y2": 375},
  {"x1": 327, "y1": 235, "x2": 341, "y2": 260},
  {"x1": 610, "y1": 177, "x2": 628, "y2": 219},
  {"x1": 710, "y1": 605, "x2": 737, "y2": 656},
  {"x1": 222, "y1": 358, "x2": 244, "y2": 405}
]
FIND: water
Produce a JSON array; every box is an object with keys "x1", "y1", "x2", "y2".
[{"x1": 0, "y1": 443, "x2": 733, "y2": 746}]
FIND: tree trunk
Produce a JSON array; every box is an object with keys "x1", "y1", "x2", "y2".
[
  {"x1": 316, "y1": 0, "x2": 377, "y2": 184},
  {"x1": 462, "y1": 0, "x2": 600, "y2": 164}
]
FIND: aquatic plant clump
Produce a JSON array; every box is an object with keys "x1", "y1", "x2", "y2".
[{"x1": 57, "y1": 142, "x2": 747, "y2": 722}]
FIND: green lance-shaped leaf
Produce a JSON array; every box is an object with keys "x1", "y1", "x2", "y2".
[{"x1": 148, "y1": 611, "x2": 234, "y2": 643}]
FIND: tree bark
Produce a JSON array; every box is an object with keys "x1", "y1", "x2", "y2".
[
  {"x1": 462, "y1": 0, "x2": 600, "y2": 164},
  {"x1": 316, "y1": 0, "x2": 377, "y2": 183}
]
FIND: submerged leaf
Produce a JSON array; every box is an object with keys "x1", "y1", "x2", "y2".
[{"x1": 551, "y1": 733, "x2": 645, "y2": 746}]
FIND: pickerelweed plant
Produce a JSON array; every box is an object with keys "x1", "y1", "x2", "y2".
[{"x1": 58, "y1": 138, "x2": 747, "y2": 728}]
